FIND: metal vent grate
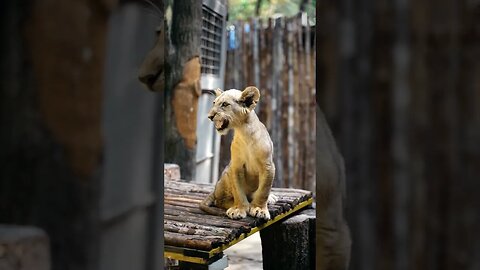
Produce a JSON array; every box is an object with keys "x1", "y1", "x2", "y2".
[{"x1": 201, "y1": 5, "x2": 223, "y2": 76}]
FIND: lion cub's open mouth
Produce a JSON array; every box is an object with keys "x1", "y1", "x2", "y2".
[{"x1": 215, "y1": 119, "x2": 229, "y2": 131}]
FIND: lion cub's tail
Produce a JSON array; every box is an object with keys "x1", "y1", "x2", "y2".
[{"x1": 199, "y1": 193, "x2": 226, "y2": 217}]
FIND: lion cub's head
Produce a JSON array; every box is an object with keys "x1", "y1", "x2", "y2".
[{"x1": 207, "y1": 86, "x2": 260, "y2": 135}]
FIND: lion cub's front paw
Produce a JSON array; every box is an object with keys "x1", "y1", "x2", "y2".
[
  {"x1": 226, "y1": 206, "x2": 247, "y2": 219},
  {"x1": 248, "y1": 206, "x2": 271, "y2": 220}
]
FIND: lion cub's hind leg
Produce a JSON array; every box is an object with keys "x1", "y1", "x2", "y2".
[{"x1": 199, "y1": 171, "x2": 234, "y2": 216}]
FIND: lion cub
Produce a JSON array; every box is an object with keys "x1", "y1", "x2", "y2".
[{"x1": 199, "y1": 86, "x2": 277, "y2": 220}]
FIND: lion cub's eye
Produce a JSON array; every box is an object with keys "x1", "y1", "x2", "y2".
[{"x1": 221, "y1": 102, "x2": 229, "y2": 107}]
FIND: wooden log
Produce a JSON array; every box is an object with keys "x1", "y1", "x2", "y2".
[
  {"x1": 272, "y1": 187, "x2": 313, "y2": 194},
  {"x1": 164, "y1": 196, "x2": 203, "y2": 204},
  {"x1": 164, "y1": 222, "x2": 231, "y2": 238},
  {"x1": 275, "y1": 201, "x2": 292, "y2": 212},
  {"x1": 164, "y1": 163, "x2": 181, "y2": 181},
  {"x1": 165, "y1": 207, "x2": 255, "y2": 227},
  {"x1": 164, "y1": 200, "x2": 203, "y2": 209},
  {"x1": 166, "y1": 180, "x2": 214, "y2": 190},
  {"x1": 0, "y1": 225, "x2": 50, "y2": 270},
  {"x1": 260, "y1": 209, "x2": 316, "y2": 270},
  {"x1": 164, "y1": 207, "x2": 232, "y2": 223},
  {"x1": 163, "y1": 190, "x2": 206, "y2": 200},
  {"x1": 164, "y1": 214, "x2": 252, "y2": 231},
  {"x1": 165, "y1": 231, "x2": 224, "y2": 250},
  {"x1": 164, "y1": 187, "x2": 211, "y2": 195},
  {"x1": 164, "y1": 203, "x2": 207, "y2": 215},
  {"x1": 164, "y1": 220, "x2": 233, "y2": 237}
]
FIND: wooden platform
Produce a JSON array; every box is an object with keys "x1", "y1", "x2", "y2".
[{"x1": 164, "y1": 180, "x2": 314, "y2": 264}]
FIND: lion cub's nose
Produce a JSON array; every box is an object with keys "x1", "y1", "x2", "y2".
[{"x1": 208, "y1": 114, "x2": 215, "y2": 121}]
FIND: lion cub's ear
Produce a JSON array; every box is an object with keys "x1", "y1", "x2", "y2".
[
  {"x1": 214, "y1": 88, "x2": 224, "y2": 97},
  {"x1": 239, "y1": 86, "x2": 260, "y2": 111}
]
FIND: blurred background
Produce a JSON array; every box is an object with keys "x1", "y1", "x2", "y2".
[
  {"x1": 3, "y1": 0, "x2": 479, "y2": 270},
  {"x1": 219, "y1": 0, "x2": 316, "y2": 191},
  {"x1": 317, "y1": 1, "x2": 480, "y2": 270},
  {"x1": 1, "y1": 0, "x2": 164, "y2": 269},
  {"x1": 0, "y1": 0, "x2": 316, "y2": 269}
]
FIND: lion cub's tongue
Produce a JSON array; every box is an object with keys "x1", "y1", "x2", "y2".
[{"x1": 215, "y1": 120, "x2": 223, "y2": 129}]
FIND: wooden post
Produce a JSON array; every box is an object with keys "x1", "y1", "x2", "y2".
[{"x1": 260, "y1": 208, "x2": 315, "y2": 270}]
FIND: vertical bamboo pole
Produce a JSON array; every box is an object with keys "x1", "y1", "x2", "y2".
[
  {"x1": 286, "y1": 19, "x2": 295, "y2": 188},
  {"x1": 264, "y1": 19, "x2": 274, "y2": 132},
  {"x1": 296, "y1": 14, "x2": 306, "y2": 188},
  {"x1": 304, "y1": 15, "x2": 315, "y2": 191},
  {"x1": 292, "y1": 19, "x2": 300, "y2": 188},
  {"x1": 252, "y1": 18, "x2": 261, "y2": 115},
  {"x1": 271, "y1": 17, "x2": 284, "y2": 187}
]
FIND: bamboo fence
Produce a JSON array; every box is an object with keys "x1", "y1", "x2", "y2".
[{"x1": 221, "y1": 14, "x2": 316, "y2": 191}]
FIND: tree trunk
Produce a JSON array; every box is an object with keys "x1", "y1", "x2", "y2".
[
  {"x1": 165, "y1": 0, "x2": 202, "y2": 180},
  {"x1": 255, "y1": 0, "x2": 263, "y2": 16},
  {"x1": 299, "y1": 0, "x2": 309, "y2": 12},
  {"x1": 260, "y1": 209, "x2": 316, "y2": 270}
]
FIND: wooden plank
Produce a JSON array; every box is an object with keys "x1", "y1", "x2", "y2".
[
  {"x1": 164, "y1": 221, "x2": 233, "y2": 238},
  {"x1": 165, "y1": 220, "x2": 234, "y2": 236},
  {"x1": 165, "y1": 231, "x2": 224, "y2": 250},
  {"x1": 164, "y1": 214, "x2": 252, "y2": 231},
  {"x1": 163, "y1": 180, "x2": 314, "y2": 255}
]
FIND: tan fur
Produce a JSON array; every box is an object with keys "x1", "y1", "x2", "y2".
[{"x1": 199, "y1": 86, "x2": 277, "y2": 220}]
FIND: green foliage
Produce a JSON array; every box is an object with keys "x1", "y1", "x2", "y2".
[{"x1": 227, "y1": 0, "x2": 315, "y2": 23}]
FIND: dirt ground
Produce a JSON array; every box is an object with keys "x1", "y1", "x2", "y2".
[{"x1": 224, "y1": 232, "x2": 263, "y2": 270}]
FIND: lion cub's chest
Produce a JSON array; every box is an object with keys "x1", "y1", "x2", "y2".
[
  {"x1": 232, "y1": 142, "x2": 265, "y2": 175},
  {"x1": 241, "y1": 150, "x2": 263, "y2": 174}
]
